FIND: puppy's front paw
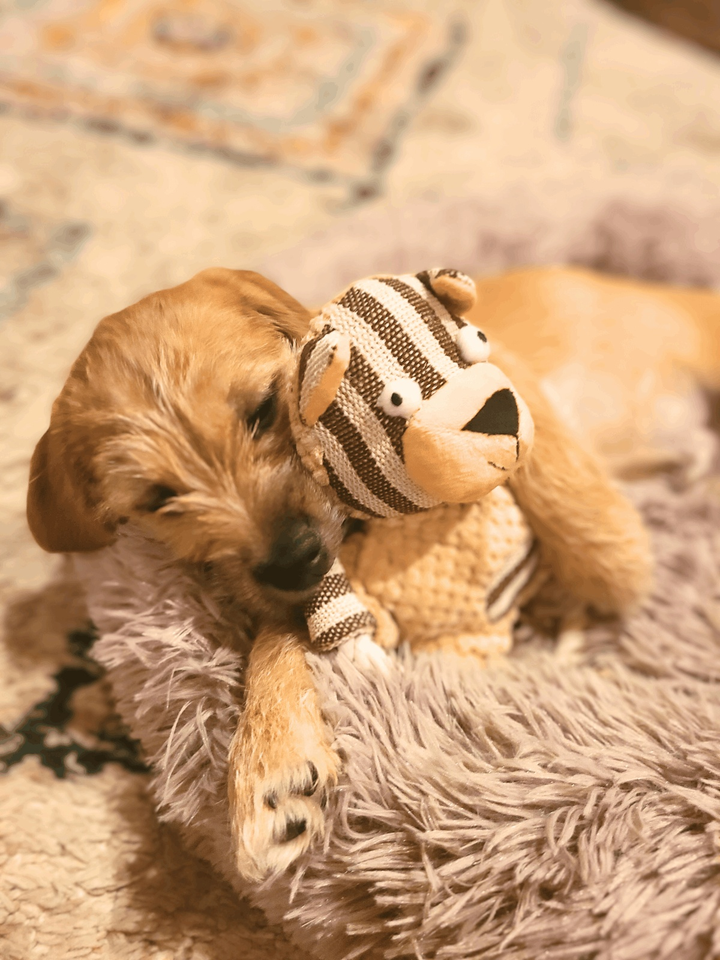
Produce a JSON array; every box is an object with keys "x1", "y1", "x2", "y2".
[{"x1": 228, "y1": 720, "x2": 339, "y2": 882}]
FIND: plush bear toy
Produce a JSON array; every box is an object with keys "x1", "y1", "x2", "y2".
[{"x1": 289, "y1": 268, "x2": 541, "y2": 661}]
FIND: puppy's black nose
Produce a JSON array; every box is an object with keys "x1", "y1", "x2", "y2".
[
  {"x1": 462, "y1": 388, "x2": 519, "y2": 436},
  {"x1": 254, "y1": 518, "x2": 330, "y2": 592}
]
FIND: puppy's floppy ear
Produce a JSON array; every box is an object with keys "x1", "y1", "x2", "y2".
[
  {"x1": 194, "y1": 267, "x2": 312, "y2": 342},
  {"x1": 27, "y1": 425, "x2": 117, "y2": 553},
  {"x1": 298, "y1": 330, "x2": 351, "y2": 427}
]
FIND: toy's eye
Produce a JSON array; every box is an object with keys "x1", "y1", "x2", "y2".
[
  {"x1": 456, "y1": 324, "x2": 490, "y2": 364},
  {"x1": 377, "y1": 379, "x2": 423, "y2": 419}
]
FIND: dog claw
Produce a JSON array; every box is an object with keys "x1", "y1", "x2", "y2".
[
  {"x1": 230, "y1": 735, "x2": 340, "y2": 882},
  {"x1": 304, "y1": 762, "x2": 318, "y2": 795}
]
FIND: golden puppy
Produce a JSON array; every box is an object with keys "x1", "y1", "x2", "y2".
[
  {"x1": 468, "y1": 267, "x2": 719, "y2": 620},
  {"x1": 27, "y1": 268, "x2": 347, "y2": 880},
  {"x1": 27, "y1": 266, "x2": 664, "y2": 882}
]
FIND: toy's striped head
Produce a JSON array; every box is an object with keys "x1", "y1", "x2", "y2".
[{"x1": 293, "y1": 269, "x2": 534, "y2": 519}]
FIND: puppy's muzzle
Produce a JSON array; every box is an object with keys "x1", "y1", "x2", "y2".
[{"x1": 254, "y1": 517, "x2": 332, "y2": 593}]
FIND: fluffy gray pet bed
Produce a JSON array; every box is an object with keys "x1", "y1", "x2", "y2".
[
  {"x1": 76, "y1": 478, "x2": 720, "y2": 960},
  {"x1": 75, "y1": 188, "x2": 720, "y2": 960}
]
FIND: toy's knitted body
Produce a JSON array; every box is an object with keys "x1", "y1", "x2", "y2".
[
  {"x1": 291, "y1": 269, "x2": 538, "y2": 659},
  {"x1": 339, "y1": 490, "x2": 538, "y2": 659}
]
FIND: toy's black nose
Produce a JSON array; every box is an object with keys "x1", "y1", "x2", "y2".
[
  {"x1": 462, "y1": 388, "x2": 519, "y2": 436},
  {"x1": 254, "y1": 517, "x2": 331, "y2": 592}
]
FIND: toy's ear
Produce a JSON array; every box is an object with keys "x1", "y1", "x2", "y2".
[
  {"x1": 418, "y1": 268, "x2": 477, "y2": 315},
  {"x1": 298, "y1": 329, "x2": 351, "y2": 426}
]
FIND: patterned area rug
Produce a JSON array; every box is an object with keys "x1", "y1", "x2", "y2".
[
  {"x1": 0, "y1": 199, "x2": 90, "y2": 323},
  {"x1": 0, "y1": 0, "x2": 464, "y2": 196},
  {"x1": 2, "y1": 0, "x2": 720, "y2": 957},
  {"x1": 0, "y1": 623, "x2": 144, "y2": 779},
  {"x1": 0, "y1": 572, "x2": 306, "y2": 959}
]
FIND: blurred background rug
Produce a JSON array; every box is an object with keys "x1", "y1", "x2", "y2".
[
  {"x1": 0, "y1": 0, "x2": 464, "y2": 194},
  {"x1": 1, "y1": 0, "x2": 720, "y2": 958}
]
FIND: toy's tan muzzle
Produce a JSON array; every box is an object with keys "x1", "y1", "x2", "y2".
[{"x1": 403, "y1": 362, "x2": 534, "y2": 502}]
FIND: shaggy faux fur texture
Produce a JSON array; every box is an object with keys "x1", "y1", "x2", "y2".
[{"x1": 74, "y1": 470, "x2": 720, "y2": 960}]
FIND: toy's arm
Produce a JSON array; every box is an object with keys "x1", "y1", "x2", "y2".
[{"x1": 304, "y1": 558, "x2": 377, "y2": 650}]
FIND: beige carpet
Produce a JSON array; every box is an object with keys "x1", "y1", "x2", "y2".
[{"x1": 2, "y1": 1, "x2": 720, "y2": 957}]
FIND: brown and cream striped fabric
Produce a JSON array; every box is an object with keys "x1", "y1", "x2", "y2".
[
  {"x1": 298, "y1": 271, "x2": 476, "y2": 521},
  {"x1": 304, "y1": 559, "x2": 377, "y2": 650},
  {"x1": 486, "y1": 538, "x2": 539, "y2": 623}
]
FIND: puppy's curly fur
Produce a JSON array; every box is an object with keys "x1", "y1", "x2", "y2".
[
  {"x1": 27, "y1": 268, "x2": 348, "y2": 878},
  {"x1": 27, "y1": 266, "x2": 663, "y2": 881}
]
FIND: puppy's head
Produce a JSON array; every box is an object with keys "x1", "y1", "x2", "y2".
[{"x1": 27, "y1": 268, "x2": 344, "y2": 626}]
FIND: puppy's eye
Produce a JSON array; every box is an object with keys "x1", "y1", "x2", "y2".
[
  {"x1": 142, "y1": 484, "x2": 179, "y2": 513},
  {"x1": 377, "y1": 379, "x2": 423, "y2": 419},
  {"x1": 455, "y1": 324, "x2": 490, "y2": 364},
  {"x1": 247, "y1": 390, "x2": 277, "y2": 437}
]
